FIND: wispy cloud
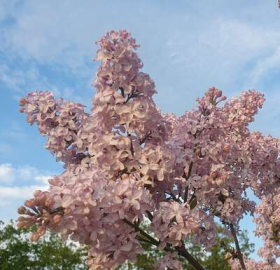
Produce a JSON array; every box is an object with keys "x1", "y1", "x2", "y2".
[
  {"x1": 0, "y1": 184, "x2": 48, "y2": 224},
  {"x1": 0, "y1": 164, "x2": 14, "y2": 184},
  {"x1": 0, "y1": 163, "x2": 52, "y2": 185},
  {"x1": 1, "y1": 1, "x2": 280, "y2": 114},
  {"x1": 247, "y1": 46, "x2": 280, "y2": 86},
  {"x1": 0, "y1": 185, "x2": 48, "y2": 203},
  {"x1": 0, "y1": 162, "x2": 54, "y2": 222}
]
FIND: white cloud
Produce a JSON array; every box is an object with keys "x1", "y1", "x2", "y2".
[
  {"x1": 0, "y1": 185, "x2": 48, "y2": 202},
  {"x1": 0, "y1": 164, "x2": 14, "y2": 184},
  {"x1": 0, "y1": 163, "x2": 54, "y2": 223},
  {"x1": 0, "y1": 184, "x2": 49, "y2": 224},
  {"x1": 34, "y1": 175, "x2": 51, "y2": 185},
  {"x1": 0, "y1": 63, "x2": 63, "y2": 98},
  {"x1": 1, "y1": 0, "x2": 280, "y2": 116},
  {"x1": 0, "y1": 163, "x2": 53, "y2": 185},
  {"x1": 247, "y1": 46, "x2": 280, "y2": 85}
]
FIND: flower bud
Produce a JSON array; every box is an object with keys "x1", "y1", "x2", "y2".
[
  {"x1": 211, "y1": 171, "x2": 218, "y2": 180},
  {"x1": 121, "y1": 173, "x2": 129, "y2": 180},
  {"x1": 17, "y1": 206, "x2": 26, "y2": 214},
  {"x1": 19, "y1": 98, "x2": 27, "y2": 106},
  {"x1": 37, "y1": 226, "x2": 46, "y2": 236},
  {"x1": 52, "y1": 214, "x2": 62, "y2": 224},
  {"x1": 24, "y1": 199, "x2": 34, "y2": 208},
  {"x1": 30, "y1": 232, "x2": 40, "y2": 242}
]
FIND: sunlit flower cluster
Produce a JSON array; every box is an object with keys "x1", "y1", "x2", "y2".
[{"x1": 18, "y1": 30, "x2": 280, "y2": 270}]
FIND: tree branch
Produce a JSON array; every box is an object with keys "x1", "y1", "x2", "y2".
[
  {"x1": 122, "y1": 218, "x2": 159, "y2": 246},
  {"x1": 183, "y1": 161, "x2": 193, "y2": 203},
  {"x1": 229, "y1": 224, "x2": 247, "y2": 270},
  {"x1": 146, "y1": 210, "x2": 153, "y2": 221},
  {"x1": 139, "y1": 130, "x2": 151, "y2": 145},
  {"x1": 175, "y1": 244, "x2": 205, "y2": 270},
  {"x1": 165, "y1": 191, "x2": 183, "y2": 203},
  {"x1": 136, "y1": 235, "x2": 154, "y2": 245},
  {"x1": 127, "y1": 134, "x2": 134, "y2": 157},
  {"x1": 119, "y1": 87, "x2": 125, "y2": 98},
  {"x1": 124, "y1": 90, "x2": 139, "y2": 104},
  {"x1": 122, "y1": 218, "x2": 205, "y2": 270}
]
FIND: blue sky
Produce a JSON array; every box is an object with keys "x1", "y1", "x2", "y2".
[{"x1": 1, "y1": 0, "x2": 280, "y2": 259}]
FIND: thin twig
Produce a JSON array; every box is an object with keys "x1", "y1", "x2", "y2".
[
  {"x1": 119, "y1": 87, "x2": 125, "y2": 98},
  {"x1": 123, "y1": 218, "x2": 159, "y2": 246},
  {"x1": 229, "y1": 224, "x2": 247, "y2": 270},
  {"x1": 188, "y1": 192, "x2": 196, "y2": 205},
  {"x1": 146, "y1": 210, "x2": 153, "y2": 221},
  {"x1": 183, "y1": 161, "x2": 193, "y2": 203},
  {"x1": 136, "y1": 235, "x2": 154, "y2": 245},
  {"x1": 127, "y1": 134, "x2": 134, "y2": 157},
  {"x1": 139, "y1": 130, "x2": 152, "y2": 145},
  {"x1": 165, "y1": 192, "x2": 183, "y2": 203}
]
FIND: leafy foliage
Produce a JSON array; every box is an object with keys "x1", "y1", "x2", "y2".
[
  {"x1": 0, "y1": 220, "x2": 254, "y2": 270},
  {"x1": 0, "y1": 221, "x2": 87, "y2": 270}
]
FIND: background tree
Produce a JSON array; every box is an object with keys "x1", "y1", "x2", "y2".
[
  {"x1": 0, "y1": 220, "x2": 87, "y2": 270},
  {"x1": 0, "y1": 220, "x2": 253, "y2": 270}
]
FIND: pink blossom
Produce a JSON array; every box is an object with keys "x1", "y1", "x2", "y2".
[{"x1": 17, "y1": 30, "x2": 280, "y2": 270}]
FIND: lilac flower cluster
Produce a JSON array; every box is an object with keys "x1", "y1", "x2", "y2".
[{"x1": 18, "y1": 30, "x2": 280, "y2": 270}]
